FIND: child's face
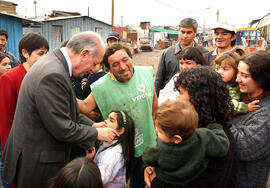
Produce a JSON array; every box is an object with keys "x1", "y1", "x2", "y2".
[
  {"x1": 154, "y1": 120, "x2": 172, "y2": 143},
  {"x1": 104, "y1": 112, "x2": 124, "y2": 134},
  {"x1": 179, "y1": 59, "x2": 197, "y2": 72},
  {"x1": 0, "y1": 57, "x2": 11, "y2": 76},
  {"x1": 215, "y1": 62, "x2": 236, "y2": 83}
]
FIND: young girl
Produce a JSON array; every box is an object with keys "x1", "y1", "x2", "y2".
[
  {"x1": 0, "y1": 52, "x2": 11, "y2": 77},
  {"x1": 214, "y1": 51, "x2": 259, "y2": 113},
  {"x1": 92, "y1": 110, "x2": 135, "y2": 188},
  {"x1": 158, "y1": 47, "x2": 207, "y2": 104},
  {"x1": 49, "y1": 157, "x2": 103, "y2": 188}
]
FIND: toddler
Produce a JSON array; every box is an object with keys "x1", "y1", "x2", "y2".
[
  {"x1": 214, "y1": 51, "x2": 260, "y2": 113},
  {"x1": 142, "y1": 100, "x2": 230, "y2": 187}
]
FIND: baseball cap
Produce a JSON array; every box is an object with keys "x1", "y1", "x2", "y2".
[
  {"x1": 106, "y1": 32, "x2": 120, "y2": 43},
  {"x1": 212, "y1": 22, "x2": 237, "y2": 33}
]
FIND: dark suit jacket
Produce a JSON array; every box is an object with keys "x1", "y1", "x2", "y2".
[{"x1": 2, "y1": 48, "x2": 98, "y2": 188}]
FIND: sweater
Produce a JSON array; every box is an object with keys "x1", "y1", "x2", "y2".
[
  {"x1": 227, "y1": 83, "x2": 248, "y2": 114},
  {"x1": 94, "y1": 141, "x2": 126, "y2": 188},
  {"x1": 142, "y1": 123, "x2": 230, "y2": 186},
  {"x1": 231, "y1": 95, "x2": 270, "y2": 188},
  {"x1": 0, "y1": 63, "x2": 26, "y2": 152}
]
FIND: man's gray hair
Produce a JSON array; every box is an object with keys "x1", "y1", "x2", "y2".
[
  {"x1": 179, "y1": 18, "x2": 198, "y2": 32},
  {"x1": 66, "y1": 31, "x2": 104, "y2": 57}
]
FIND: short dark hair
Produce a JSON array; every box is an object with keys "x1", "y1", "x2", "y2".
[
  {"x1": 177, "y1": 47, "x2": 207, "y2": 65},
  {"x1": 214, "y1": 29, "x2": 236, "y2": 47},
  {"x1": 19, "y1": 33, "x2": 49, "y2": 62},
  {"x1": 48, "y1": 157, "x2": 103, "y2": 188},
  {"x1": 155, "y1": 100, "x2": 198, "y2": 140},
  {"x1": 102, "y1": 43, "x2": 132, "y2": 69},
  {"x1": 179, "y1": 18, "x2": 198, "y2": 32},
  {"x1": 241, "y1": 50, "x2": 270, "y2": 91},
  {"x1": 0, "y1": 29, "x2": 8, "y2": 40},
  {"x1": 174, "y1": 66, "x2": 234, "y2": 128}
]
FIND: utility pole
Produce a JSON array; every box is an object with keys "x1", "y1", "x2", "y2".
[
  {"x1": 216, "y1": 10, "x2": 219, "y2": 22},
  {"x1": 111, "y1": 0, "x2": 114, "y2": 30},
  {"x1": 34, "y1": 0, "x2": 37, "y2": 18},
  {"x1": 121, "y1": 16, "x2": 123, "y2": 27}
]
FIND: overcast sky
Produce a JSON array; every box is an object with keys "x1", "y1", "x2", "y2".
[{"x1": 12, "y1": 0, "x2": 270, "y2": 28}]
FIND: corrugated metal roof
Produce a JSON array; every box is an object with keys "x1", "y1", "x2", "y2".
[
  {"x1": 31, "y1": 15, "x2": 111, "y2": 27},
  {"x1": 0, "y1": 12, "x2": 42, "y2": 26}
]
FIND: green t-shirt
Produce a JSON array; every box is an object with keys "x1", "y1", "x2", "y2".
[{"x1": 91, "y1": 66, "x2": 157, "y2": 157}]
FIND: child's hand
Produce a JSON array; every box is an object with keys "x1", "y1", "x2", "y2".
[
  {"x1": 248, "y1": 100, "x2": 260, "y2": 112},
  {"x1": 85, "y1": 147, "x2": 96, "y2": 159},
  {"x1": 144, "y1": 166, "x2": 156, "y2": 187}
]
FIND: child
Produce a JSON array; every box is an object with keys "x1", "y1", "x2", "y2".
[
  {"x1": 81, "y1": 63, "x2": 107, "y2": 99},
  {"x1": 142, "y1": 100, "x2": 230, "y2": 187},
  {"x1": 0, "y1": 52, "x2": 11, "y2": 77},
  {"x1": 214, "y1": 51, "x2": 260, "y2": 113},
  {"x1": 48, "y1": 157, "x2": 103, "y2": 188},
  {"x1": 92, "y1": 110, "x2": 135, "y2": 188}
]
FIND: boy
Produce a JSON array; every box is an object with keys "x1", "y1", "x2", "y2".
[{"x1": 142, "y1": 100, "x2": 230, "y2": 187}]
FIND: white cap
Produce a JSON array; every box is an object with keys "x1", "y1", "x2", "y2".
[{"x1": 212, "y1": 22, "x2": 237, "y2": 33}]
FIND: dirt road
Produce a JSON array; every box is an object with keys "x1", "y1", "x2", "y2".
[{"x1": 132, "y1": 49, "x2": 164, "y2": 74}]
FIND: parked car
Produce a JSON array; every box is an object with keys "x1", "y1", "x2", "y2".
[{"x1": 139, "y1": 37, "x2": 153, "y2": 51}]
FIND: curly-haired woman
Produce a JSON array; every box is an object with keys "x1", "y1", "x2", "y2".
[
  {"x1": 231, "y1": 51, "x2": 270, "y2": 188},
  {"x1": 144, "y1": 66, "x2": 238, "y2": 188}
]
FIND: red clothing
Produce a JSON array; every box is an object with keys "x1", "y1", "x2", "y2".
[{"x1": 0, "y1": 63, "x2": 26, "y2": 152}]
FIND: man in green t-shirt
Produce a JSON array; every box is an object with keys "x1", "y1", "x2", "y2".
[{"x1": 78, "y1": 44, "x2": 158, "y2": 188}]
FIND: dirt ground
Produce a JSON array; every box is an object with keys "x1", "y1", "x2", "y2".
[{"x1": 132, "y1": 49, "x2": 164, "y2": 75}]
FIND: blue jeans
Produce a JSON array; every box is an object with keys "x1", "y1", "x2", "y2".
[
  {"x1": 0, "y1": 144, "x2": 11, "y2": 188},
  {"x1": 129, "y1": 156, "x2": 145, "y2": 188}
]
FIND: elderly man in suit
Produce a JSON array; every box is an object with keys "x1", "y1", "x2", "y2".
[{"x1": 1, "y1": 31, "x2": 118, "y2": 188}]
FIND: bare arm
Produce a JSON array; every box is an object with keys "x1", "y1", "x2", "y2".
[
  {"x1": 152, "y1": 87, "x2": 158, "y2": 116},
  {"x1": 77, "y1": 93, "x2": 97, "y2": 115}
]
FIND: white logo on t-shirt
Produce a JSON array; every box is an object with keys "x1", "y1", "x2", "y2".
[{"x1": 138, "y1": 83, "x2": 146, "y2": 93}]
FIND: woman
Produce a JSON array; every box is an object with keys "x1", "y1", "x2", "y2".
[
  {"x1": 145, "y1": 66, "x2": 238, "y2": 188},
  {"x1": 158, "y1": 47, "x2": 207, "y2": 104},
  {"x1": 230, "y1": 50, "x2": 270, "y2": 188},
  {"x1": 0, "y1": 33, "x2": 49, "y2": 188}
]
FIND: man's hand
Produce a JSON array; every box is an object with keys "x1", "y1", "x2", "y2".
[
  {"x1": 144, "y1": 166, "x2": 156, "y2": 188},
  {"x1": 87, "y1": 111, "x2": 101, "y2": 122},
  {"x1": 96, "y1": 127, "x2": 119, "y2": 143},
  {"x1": 93, "y1": 122, "x2": 106, "y2": 128}
]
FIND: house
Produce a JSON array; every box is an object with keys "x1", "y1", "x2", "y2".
[
  {"x1": 0, "y1": 0, "x2": 17, "y2": 14},
  {"x1": 24, "y1": 14, "x2": 112, "y2": 49},
  {"x1": 254, "y1": 13, "x2": 270, "y2": 41},
  {"x1": 0, "y1": 12, "x2": 41, "y2": 59},
  {"x1": 114, "y1": 26, "x2": 139, "y2": 42}
]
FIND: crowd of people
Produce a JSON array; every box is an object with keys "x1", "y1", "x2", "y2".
[{"x1": 0, "y1": 16, "x2": 270, "y2": 188}]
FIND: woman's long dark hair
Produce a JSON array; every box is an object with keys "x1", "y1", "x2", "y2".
[
  {"x1": 102, "y1": 110, "x2": 135, "y2": 181},
  {"x1": 174, "y1": 66, "x2": 234, "y2": 128}
]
